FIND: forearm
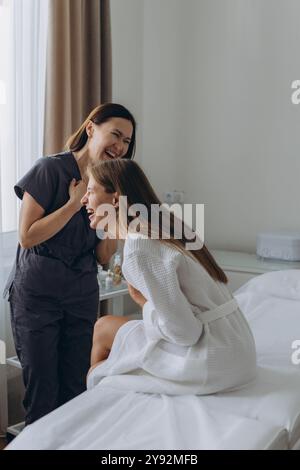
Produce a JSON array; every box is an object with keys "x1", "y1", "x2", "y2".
[
  {"x1": 142, "y1": 301, "x2": 202, "y2": 346},
  {"x1": 20, "y1": 201, "x2": 78, "y2": 249}
]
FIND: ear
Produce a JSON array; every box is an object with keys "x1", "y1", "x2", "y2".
[
  {"x1": 86, "y1": 120, "x2": 94, "y2": 138},
  {"x1": 112, "y1": 192, "x2": 119, "y2": 208}
]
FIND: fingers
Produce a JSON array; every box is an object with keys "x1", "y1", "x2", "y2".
[{"x1": 69, "y1": 178, "x2": 87, "y2": 189}]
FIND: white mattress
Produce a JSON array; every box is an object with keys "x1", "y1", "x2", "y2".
[
  {"x1": 6, "y1": 269, "x2": 300, "y2": 450},
  {"x1": 6, "y1": 384, "x2": 288, "y2": 450},
  {"x1": 200, "y1": 366, "x2": 300, "y2": 449},
  {"x1": 292, "y1": 436, "x2": 300, "y2": 450},
  {"x1": 232, "y1": 269, "x2": 300, "y2": 448}
]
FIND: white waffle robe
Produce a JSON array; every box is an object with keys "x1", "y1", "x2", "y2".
[{"x1": 88, "y1": 235, "x2": 257, "y2": 395}]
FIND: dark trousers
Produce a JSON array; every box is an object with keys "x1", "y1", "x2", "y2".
[{"x1": 9, "y1": 260, "x2": 99, "y2": 425}]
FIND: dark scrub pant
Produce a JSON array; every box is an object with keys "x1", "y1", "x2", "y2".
[{"x1": 8, "y1": 253, "x2": 99, "y2": 425}]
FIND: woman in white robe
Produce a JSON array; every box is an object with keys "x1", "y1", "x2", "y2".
[{"x1": 83, "y1": 159, "x2": 257, "y2": 395}]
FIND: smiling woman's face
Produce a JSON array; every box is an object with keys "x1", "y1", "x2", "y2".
[
  {"x1": 81, "y1": 175, "x2": 116, "y2": 230},
  {"x1": 86, "y1": 117, "x2": 133, "y2": 163}
]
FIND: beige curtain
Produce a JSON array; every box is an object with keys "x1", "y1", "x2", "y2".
[{"x1": 44, "y1": 0, "x2": 112, "y2": 155}]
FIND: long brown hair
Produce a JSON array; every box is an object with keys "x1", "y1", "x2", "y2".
[
  {"x1": 89, "y1": 159, "x2": 228, "y2": 284},
  {"x1": 65, "y1": 103, "x2": 136, "y2": 159}
]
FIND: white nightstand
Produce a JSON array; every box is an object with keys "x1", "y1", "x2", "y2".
[{"x1": 212, "y1": 250, "x2": 300, "y2": 292}]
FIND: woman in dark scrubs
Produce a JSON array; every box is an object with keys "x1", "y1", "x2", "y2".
[{"x1": 4, "y1": 103, "x2": 136, "y2": 425}]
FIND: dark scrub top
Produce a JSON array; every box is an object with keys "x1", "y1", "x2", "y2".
[{"x1": 4, "y1": 151, "x2": 99, "y2": 298}]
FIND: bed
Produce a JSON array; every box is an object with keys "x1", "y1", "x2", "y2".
[{"x1": 6, "y1": 269, "x2": 300, "y2": 450}]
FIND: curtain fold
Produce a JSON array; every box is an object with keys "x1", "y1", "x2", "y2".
[
  {"x1": 0, "y1": 0, "x2": 49, "y2": 434},
  {"x1": 44, "y1": 0, "x2": 112, "y2": 155},
  {"x1": 0, "y1": 0, "x2": 49, "y2": 232}
]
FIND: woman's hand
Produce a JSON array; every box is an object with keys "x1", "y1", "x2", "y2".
[
  {"x1": 127, "y1": 283, "x2": 147, "y2": 308},
  {"x1": 68, "y1": 179, "x2": 87, "y2": 212}
]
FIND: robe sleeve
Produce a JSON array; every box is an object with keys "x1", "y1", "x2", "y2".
[{"x1": 124, "y1": 250, "x2": 203, "y2": 346}]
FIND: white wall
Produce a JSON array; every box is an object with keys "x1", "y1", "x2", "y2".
[
  {"x1": 141, "y1": 0, "x2": 189, "y2": 192},
  {"x1": 110, "y1": 0, "x2": 144, "y2": 164},
  {"x1": 181, "y1": 0, "x2": 300, "y2": 251},
  {"x1": 111, "y1": 0, "x2": 300, "y2": 252}
]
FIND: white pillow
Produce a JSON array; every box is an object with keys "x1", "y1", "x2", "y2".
[
  {"x1": 235, "y1": 269, "x2": 300, "y2": 301},
  {"x1": 234, "y1": 270, "x2": 300, "y2": 370}
]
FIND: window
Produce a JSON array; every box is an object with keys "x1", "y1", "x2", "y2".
[{"x1": 0, "y1": 0, "x2": 49, "y2": 232}]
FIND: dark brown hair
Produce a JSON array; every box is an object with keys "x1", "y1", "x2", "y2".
[
  {"x1": 89, "y1": 159, "x2": 228, "y2": 284},
  {"x1": 65, "y1": 103, "x2": 136, "y2": 159}
]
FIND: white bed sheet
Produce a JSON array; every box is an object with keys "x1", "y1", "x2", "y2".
[
  {"x1": 6, "y1": 384, "x2": 287, "y2": 450},
  {"x1": 199, "y1": 366, "x2": 300, "y2": 449},
  {"x1": 6, "y1": 269, "x2": 300, "y2": 450},
  {"x1": 235, "y1": 270, "x2": 300, "y2": 371},
  {"x1": 232, "y1": 270, "x2": 300, "y2": 447},
  {"x1": 292, "y1": 436, "x2": 300, "y2": 450}
]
